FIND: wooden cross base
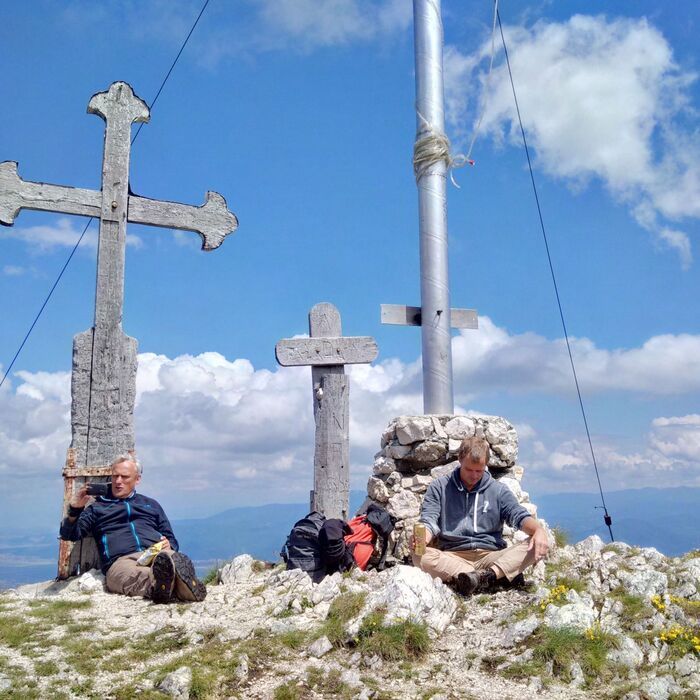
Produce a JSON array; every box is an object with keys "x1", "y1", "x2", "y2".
[{"x1": 57, "y1": 448, "x2": 113, "y2": 580}]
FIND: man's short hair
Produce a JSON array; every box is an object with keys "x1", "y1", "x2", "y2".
[
  {"x1": 111, "y1": 454, "x2": 142, "y2": 476},
  {"x1": 458, "y1": 436, "x2": 490, "y2": 465}
]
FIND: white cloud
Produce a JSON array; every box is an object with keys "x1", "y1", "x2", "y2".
[
  {"x1": 5, "y1": 218, "x2": 143, "y2": 253},
  {"x1": 649, "y1": 414, "x2": 700, "y2": 462},
  {"x1": 452, "y1": 317, "x2": 700, "y2": 396},
  {"x1": 3, "y1": 317, "x2": 700, "y2": 524},
  {"x1": 445, "y1": 15, "x2": 700, "y2": 267},
  {"x1": 255, "y1": 0, "x2": 412, "y2": 50},
  {"x1": 2, "y1": 265, "x2": 25, "y2": 276}
]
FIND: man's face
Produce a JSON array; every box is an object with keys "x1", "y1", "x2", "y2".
[
  {"x1": 459, "y1": 457, "x2": 486, "y2": 490},
  {"x1": 111, "y1": 460, "x2": 140, "y2": 499}
]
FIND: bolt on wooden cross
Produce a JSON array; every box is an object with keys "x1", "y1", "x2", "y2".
[
  {"x1": 276, "y1": 303, "x2": 378, "y2": 520},
  {"x1": 0, "y1": 81, "x2": 238, "y2": 468}
]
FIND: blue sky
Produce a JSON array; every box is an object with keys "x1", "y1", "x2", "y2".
[{"x1": 1, "y1": 0, "x2": 699, "y2": 534}]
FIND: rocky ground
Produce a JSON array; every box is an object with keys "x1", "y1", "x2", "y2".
[{"x1": 1, "y1": 536, "x2": 699, "y2": 699}]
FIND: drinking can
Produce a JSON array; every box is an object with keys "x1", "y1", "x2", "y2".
[{"x1": 414, "y1": 522, "x2": 426, "y2": 556}]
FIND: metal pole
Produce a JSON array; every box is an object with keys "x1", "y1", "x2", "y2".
[{"x1": 413, "y1": 0, "x2": 454, "y2": 414}]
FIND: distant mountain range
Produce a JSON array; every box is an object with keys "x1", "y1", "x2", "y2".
[{"x1": 1, "y1": 487, "x2": 697, "y2": 589}]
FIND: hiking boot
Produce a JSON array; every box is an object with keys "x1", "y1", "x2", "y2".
[
  {"x1": 172, "y1": 552, "x2": 207, "y2": 602},
  {"x1": 454, "y1": 571, "x2": 480, "y2": 596},
  {"x1": 495, "y1": 573, "x2": 527, "y2": 591},
  {"x1": 476, "y1": 569, "x2": 498, "y2": 593},
  {"x1": 151, "y1": 551, "x2": 175, "y2": 603}
]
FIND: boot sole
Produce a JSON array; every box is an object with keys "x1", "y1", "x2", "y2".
[
  {"x1": 152, "y1": 551, "x2": 175, "y2": 603},
  {"x1": 454, "y1": 572, "x2": 479, "y2": 596},
  {"x1": 172, "y1": 552, "x2": 207, "y2": 602}
]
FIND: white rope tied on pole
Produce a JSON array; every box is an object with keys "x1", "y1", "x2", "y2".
[{"x1": 413, "y1": 111, "x2": 471, "y2": 187}]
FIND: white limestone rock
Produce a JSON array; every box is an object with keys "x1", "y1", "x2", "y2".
[
  {"x1": 386, "y1": 443, "x2": 412, "y2": 460},
  {"x1": 444, "y1": 416, "x2": 476, "y2": 440},
  {"x1": 367, "y1": 476, "x2": 390, "y2": 503},
  {"x1": 307, "y1": 635, "x2": 333, "y2": 658},
  {"x1": 413, "y1": 440, "x2": 447, "y2": 464},
  {"x1": 617, "y1": 568, "x2": 668, "y2": 598},
  {"x1": 485, "y1": 417, "x2": 518, "y2": 465},
  {"x1": 544, "y1": 601, "x2": 596, "y2": 631},
  {"x1": 387, "y1": 490, "x2": 421, "y2": 520},
  {"x1": 640, "y1": 675, "x2": 681, "y2": 700},
  {"x1": 502, "y1": 615, "x2": 540, "y2": 647},
  {"x1": 78, "y1": 571, "x2": 105, "y2": 594},
  {"x1": 608, "y1": 636, "x2": 644, "y2": 669},
  {"x1": 431, "y1": 462, "x2": 456, "y2": 480},
  {"x1": 158, "y1": 666, "x2": 192, "y2": 699},
  {"x1": 347, "y1": 565, "x2": 457, "y2": 638},
  {"x1": 372, "y1": 456, "x2": 397, "y2": 476},
  {"x1": 574, "y1": 535, "x2": 606, "y2": 556},
  {"x1": 220, "y1": 554, "x2": 255, "y2": 586},
  {"x1": 395, "y1": 416, "x2": 435, "y2": 445}
]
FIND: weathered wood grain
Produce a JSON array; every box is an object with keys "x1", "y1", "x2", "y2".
[
  {"x1": 276, "y1": 302, "x2": 378, "y2": 520},
  {"x1": 312, "y1": 373, "x2": 350, "y2": 521},
  {"x1": 275, "y1": 336, "x2": 378, "y2": 366}
]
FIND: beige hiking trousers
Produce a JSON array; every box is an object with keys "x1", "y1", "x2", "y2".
[
  {"x1": 412, "y1": 540, "x2": 536, "y2": 582},
  {"x1": 105, "y1": 551, "x2": 160, "y2": 598}
]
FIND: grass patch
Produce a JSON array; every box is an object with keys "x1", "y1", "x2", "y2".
[
  {"x1": 34, "y1": 659, "x2": 60, "y2": 676},
  {"x1": 273, "y1": 680, "x2": 305, "y2": 700},
  {"x1": 552, "y1": 526, "x2": 569, "y2": 548},
  {"x1": 671, "y1": 596, "x2": 700, "y2": 619},
  {"x1": 552, "y1": 576, "x2": 586, "y2": 594},
  {"x1": 528, "y1": 625, "x2": 620, "y2": 684},
  {"x1": 0, "y1": 613, "x2": 38, "y2": 648},
  {"x1": 610, "y1": 587, "x2": 653, "y2": 627},
  {"x1": 306, "y1": 666, "x2": 354, "y2": 700},
  {"x1": 202, "y1": 566, "x2": 219, "y2": 586},
  {"x1": 319, "y1": 591, "x2": 367, "y2": 645},
  {"x1": 356, "y1": 608, "x2": 430, "y2": 661},
  {"x1": 27, "y1": 598, "x2": 92, "y2": 623}
]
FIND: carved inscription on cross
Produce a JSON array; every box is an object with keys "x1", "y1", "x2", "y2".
[
  {"x1": 0, "y1": 82, "x2": 238, "y2": 468},
  {"x1": 276, "y1": 303, "x2": 378, "y2": 520}
]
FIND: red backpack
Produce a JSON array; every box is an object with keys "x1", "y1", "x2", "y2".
[{"x1": 344, "y1": 515, "x2": 376, "y2": 570}]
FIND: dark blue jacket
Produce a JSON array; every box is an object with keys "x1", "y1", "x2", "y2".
[{"x1": 60, "y1": 491, "x2": 179, "y2": 573}]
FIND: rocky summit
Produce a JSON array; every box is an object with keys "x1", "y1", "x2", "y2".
[{"x1": 1, "y1": 536, "x2": 699, "y2": 699}]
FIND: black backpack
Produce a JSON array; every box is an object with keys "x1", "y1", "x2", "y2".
[
  {"x1": 364, "y1": 503, "x2": 397, "y2": 571},
  {"x1": 281, "y1": 512, "x2": 354, "y2": 583},
  {"x1": 280, "y1": 511, "x2": 327, "y2": 583}
]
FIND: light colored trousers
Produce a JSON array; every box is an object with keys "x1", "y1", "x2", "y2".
[
  {"x1": 412, "y1": 540, "x2": 536, "y2": 582},
  {"x1": 105, "y1": 551, "x2": 164, "y2": 598}
]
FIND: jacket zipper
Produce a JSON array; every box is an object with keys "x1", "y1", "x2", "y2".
[
  {"x1": 102, "y1": 533, "x2": 110, "y2": 559},
  {"x1": 473, "y1": 492, "x2": 479, "y2": 533},
  {"x1": 125, "y1": 501, "x2": 142, "y2": 550}
]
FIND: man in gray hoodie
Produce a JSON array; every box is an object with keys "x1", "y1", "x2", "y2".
[{"x1": 412, "y1": 436, "x2": 549, "y2": 595}]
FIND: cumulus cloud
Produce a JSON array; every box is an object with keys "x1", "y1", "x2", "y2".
[
  {"x1": 3, "y1": 318, "x2": 700, "y2": 523},
  {"x1": 452, "y1": 317, "x2": 700, "y2": 396},
  {"x1": 445, "y1": 15, "x2": 700, "y2": 267},
  {"x1": 5, "y1": 218, "x2": 142, "y2": 253},
  {"x1": 649, "y1": 414, "x2": 700, "y2": 462}
]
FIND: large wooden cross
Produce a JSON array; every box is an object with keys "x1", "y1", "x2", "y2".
[
  {"x1": 0, "y1": 82, "x2": 238, "y2": 468},
  {"x1": 0, "y1": 82, "x2": 237, "y2": 577},
  {"x1": 276, "y1": 303, "x2": 378, "y2": 520}
]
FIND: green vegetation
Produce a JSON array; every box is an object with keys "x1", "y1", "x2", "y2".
[
  {"x1": 355, "y1": 608, "x2": 430, "y2": 661},
  {"x1": 517, "y1": 625, "x2": 619, "y2": 685},
  {"x1": 0, "y1": 613, "x2": 37, "y2": 648},
  {"x1": 319, "y1": 591, "x2": 366, "y2": 645},
  {"x1": 306, "y1": 666, "x2": 354, "y2": 699},
  {"x1": 201, "y1": 566, "x2": 219, "y2": 585},
  {"x1": 552, "y1": 526, "x2": 569, "y2": 548},
  {"x1": 273, "y1": 681, "x2": 304, "y2": 700},
  {"x1": 551, "y1": 576, "x2": 586, "y2": 593},
  {"x1": 609, "y1": 587, "x2": 653, "y2": 627}
]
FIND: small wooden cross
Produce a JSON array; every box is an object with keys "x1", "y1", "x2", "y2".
[
  {"x1": 0, "y1": 82, "x2": 238, "y2": 467},
  {"x1": 276, "y1": 303, "x2": 378, "y2": 520}
]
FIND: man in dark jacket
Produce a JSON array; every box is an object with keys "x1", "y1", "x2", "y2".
[
  {"x1": 60, "y1": 455, "x2": 206, "y2": 603},
  {"x1": 412, "y1": 436, "x2": 549, "y2": 595}
]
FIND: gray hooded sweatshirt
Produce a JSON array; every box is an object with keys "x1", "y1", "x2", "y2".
[{"x1": 420, "y1": 467, "x2": 530, "y2": 551}]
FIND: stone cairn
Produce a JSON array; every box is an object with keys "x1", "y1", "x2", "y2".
[{"x1": 362, "y1": 414, "x2": 542, "y2": 563}]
